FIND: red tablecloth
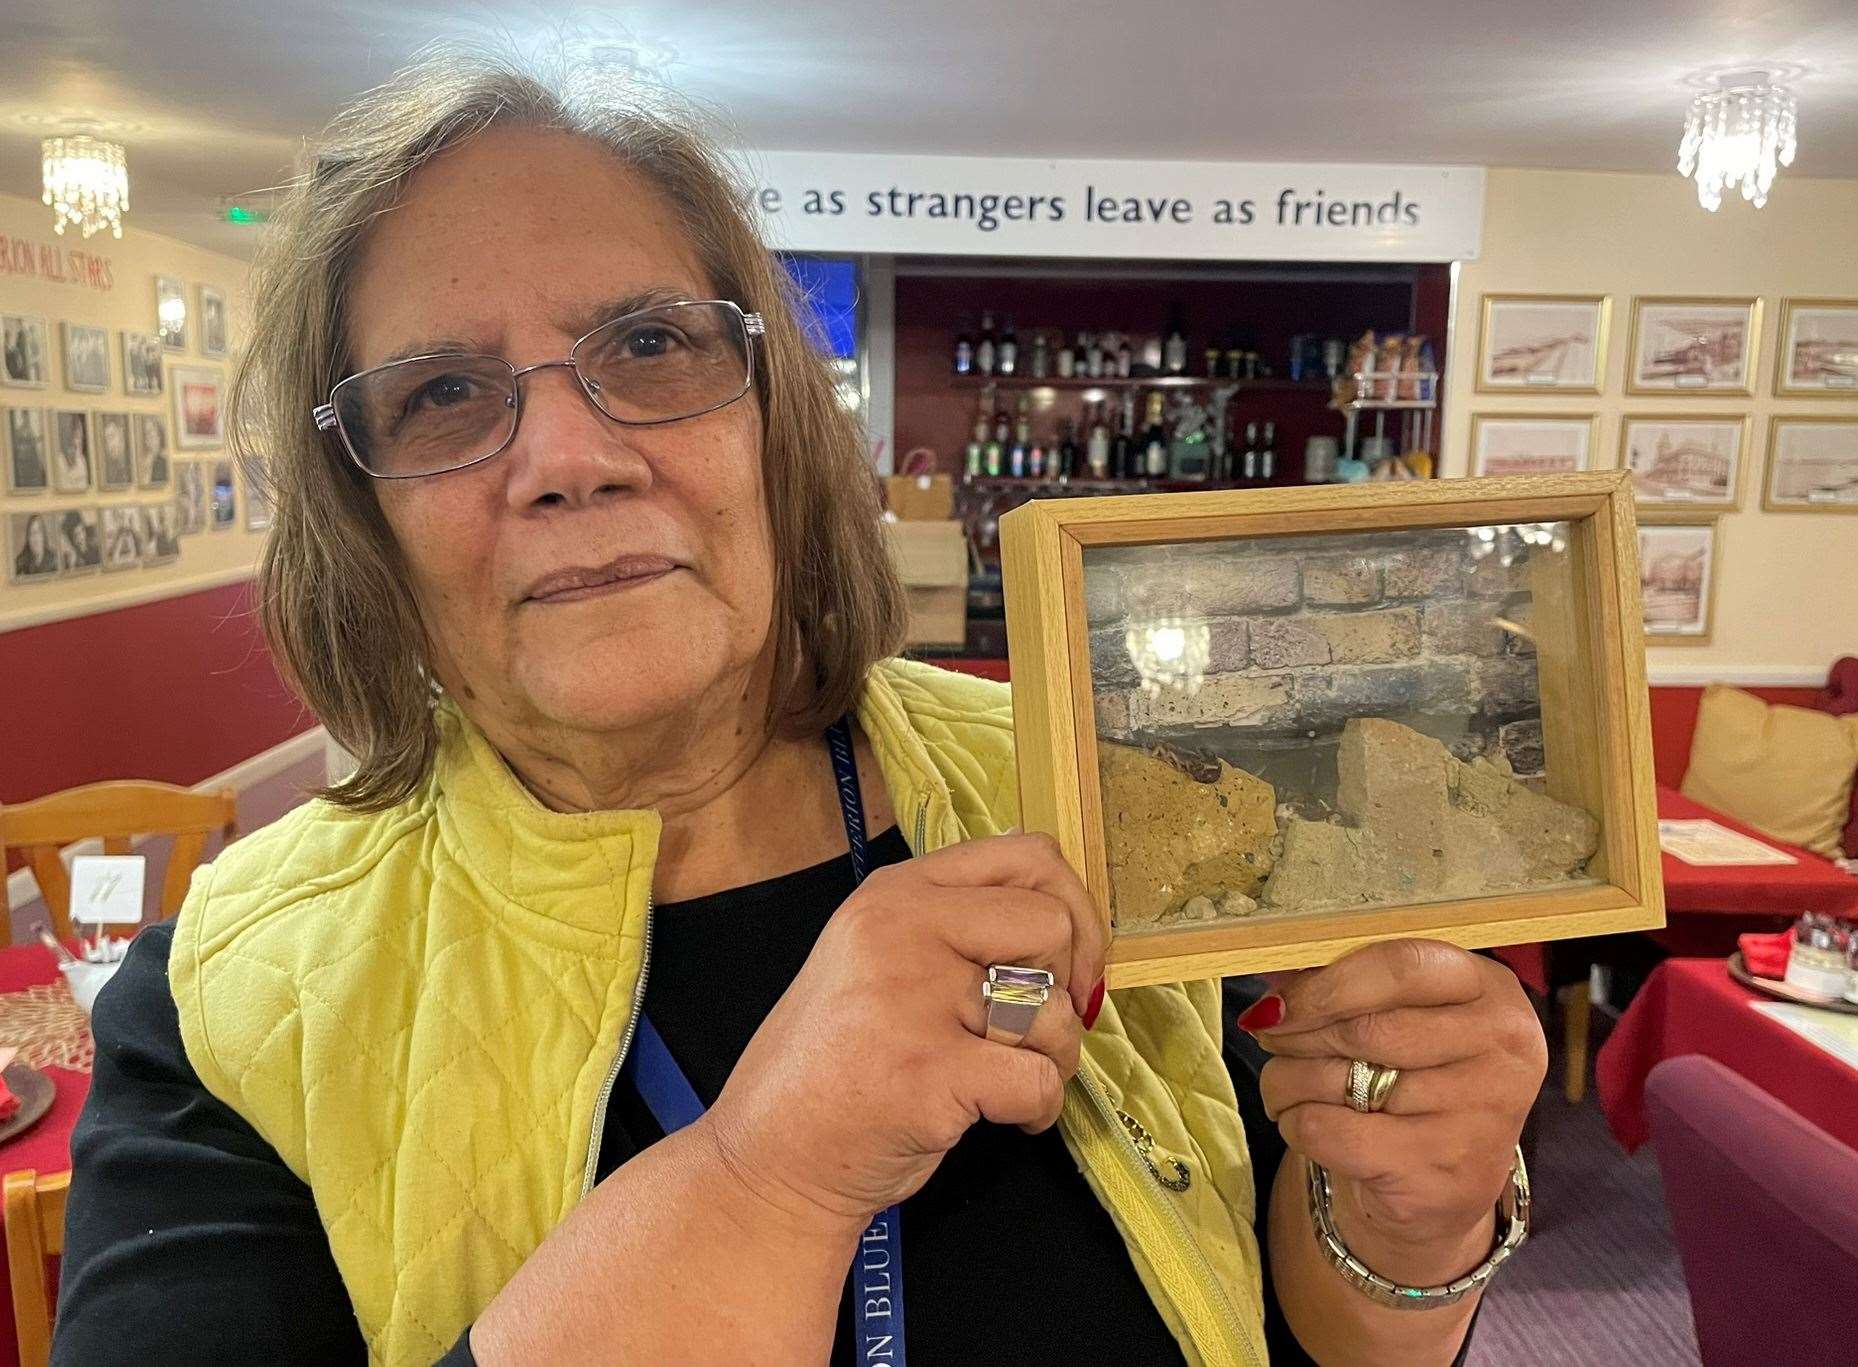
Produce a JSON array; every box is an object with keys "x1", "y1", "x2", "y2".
[
  {"x1": 1658, "y1": 786, "x2": 1858, "y2": 918},
  {"x1": 0, "y1": 944, "x2": 95, "y2": 1367},
  {"x1": 1596, "y1": 956, "x2": 1858, "y2": 1154}
]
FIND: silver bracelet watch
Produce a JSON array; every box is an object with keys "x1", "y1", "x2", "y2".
[{"x1": 1306, "y1": 1146, "x2": 1530, "y2": 1310}]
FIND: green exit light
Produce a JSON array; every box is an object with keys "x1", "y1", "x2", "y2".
[{"x1": 224, "y1": 206, "x2": 268, "y2": 224}]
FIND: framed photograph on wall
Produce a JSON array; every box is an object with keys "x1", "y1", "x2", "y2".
[
  {"x1": 1475, "y1": 294, "x2": 1609, "y2": 393},
  {"x1": 7, "y1": 510, "x2": 61, "y2": 585},
  {"x1": 174, "y1": 460, "x2": 207, "y2": 535},
  {"x1": 135, "y1": 413, "x2": 171, "y2": 489},
  {"x1": 52, "y1": 410, "x2": 91, "y2": 493},
  {"x1": 101, "y1": 504, "x2": 145, "y2": 572},
  {"x1": 54, "y1": 506, "x2": 101, "y2": 576},
  {"x1": 1620, "y1": 414, "x2": 1746, "y2": 512},
  {"x1": 2, "y1": 315, "x2": 50, "y2": 388},
  {"x1": 1762, "y1": 416, "x2": 1858, "y2": 513},
  {"x1": 198, "y1": 285, "x2": 229, "y2": 359},
  {"x1": 210, "y1": 457, "x2": 236, "y2": 529},
  {"x1": 61, "y1": 323, "x2": 110, "y2": 393},
  {"x1": 1626, "y1": 297, "x2": 1761, "y2": 396},
  {"x1": 171, "y1": 366, "x2": 224, "y2": 448},
  {"x1": 1469, "y1": 414, "x2": 1597, "y2": 477},
  {"x1": 156, "y1": 275, "x2": 188, "y2": 352},
  {"x1": 94, "y1": 411, "x2": 134, "y2": 492},
  {"x1": 142, "y1": 502, "x2": 181, "y2": 565},
  {"x1": 1638, "y1": 519, "x2": 1717, "y2": 644},
  {"x1": 6, "y1": 407, "x2": 49, "y2": 493},
  {"x1": 1774, "y1": 299, "x2": 1858, "y2": 396},
  {"x1": 122, "y1": 330, "x2": 164, "y2": 395}
]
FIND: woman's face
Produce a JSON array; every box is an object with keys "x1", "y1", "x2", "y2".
[{"x1": 345, "y1": 127, "x2": 775, "y2": 742}]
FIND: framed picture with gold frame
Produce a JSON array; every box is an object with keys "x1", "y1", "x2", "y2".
[
  {"x1": 1762, "y1": 416, "x2": 1858, "y2": 513},
  {"x1": 1475, "y1": 294, "x2": 1610, "y2": 394},
  {"x1": 1636, "y1": 517, "x2": 1718, "y2": 645},
  {"x1": 1774, "y1": 299, "x2": 1858, "y2": 397},
  {"x1": 1625, "y1": 296, "x2": 1762, "y2": 396},
  {"x1": 1619, "y1": 413, "x2": 1748, "y2": 513},
  {"x1": 1468, "y1": 413, "x2": 1597, "y2": 478},
  {"x1": 1000, "y1": 473, "x2": 1664, "y2": 986}
]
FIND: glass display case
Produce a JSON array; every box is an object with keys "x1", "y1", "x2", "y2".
[{"x1": 1000, "y1": 473, "x2": 1664, "y2": 986}]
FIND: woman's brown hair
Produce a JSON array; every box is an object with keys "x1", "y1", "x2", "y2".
[{"x1": 231, "y1": 43, "x2": 905, "y2": 810}]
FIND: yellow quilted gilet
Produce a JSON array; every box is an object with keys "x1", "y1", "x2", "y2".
[{"x1": 170, "y1": 658, "x2": 1266, "y2": 1366}]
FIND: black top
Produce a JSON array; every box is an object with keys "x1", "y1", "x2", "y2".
[{"x1": 53, "y1": 825, "x2": 1471, "y2": 1366}]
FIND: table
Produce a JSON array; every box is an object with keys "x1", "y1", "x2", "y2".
[
  {"x1": 0, "y1": 944, "x2": 95, "y2": 1367},
  {"x1": 1596, "y1": 956, "x2": 1858, "y2": 1155}
]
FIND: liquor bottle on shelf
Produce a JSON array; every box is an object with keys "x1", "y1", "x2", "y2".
[
  {"x1": 1057, "y1": 336, "x2": 1076, "y2": 378},
  {"x1": 1009, "y1": 402, "x2": 1031, "y2": 479},
  {"x1": 1164, "y1": 327, "x2": 1187, "y2": 376},
  {"x1": 1116, "y1": 337, "x2": 1134, "y2": 379},
  {"x1": 1084, "y1": 332, "x2": 1104, "y2": 379},
  {"x1": 983, "y1": 428, "x2": 1004, "y2": 478},
  {"x1": 1086, "y1": 404, "x2": 1112, "y2": 480},
  {"x1": 1140, "y1": 333, "x2": 1164, "y2": 375},
  {"x1": 1058, "y1": 420, "x2": 1080, "y2": 483},
  {"x1": 1142, "y1": 392, "x2": 1169, "y2": 477},
  {"x1": 993, "y1": 405, "x2": 1010, "y2": 447},
  {"x1": 1029, "y1": 330, "x2": 1049, "y2": 379},
  {"x1": 1204, "y1": 347, "x2": 1222, "y2": 379},
  {"x1": 964, "y1": 413, "x2": 986, "y2": 481},
  {"x1": 1113, "y1": 392, "x2": 1136, "y2": 477},
  {"x1": 1241, "y1": 422, "x2": 1260, "y2": 482},
  {"x1": 976, "y1": 310, "x2": 997, "y2": 376},
  {"x1": 998, "y1": 317, "x2": 1019, "y2": 376},
  {"x1": 1028, "y1": 440, "x2": 1045, "y2": 480},
  {"x1": 1260, "y1": 422, "x2": 1277, "y2": 481},
  {"x1": 954, "y1": 327, "x2": 974, "y2": 376}
]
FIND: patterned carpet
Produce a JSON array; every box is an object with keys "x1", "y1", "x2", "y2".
[{"x1": 1469, "y1": 1055, "x2": 1702, "y2": 1365}]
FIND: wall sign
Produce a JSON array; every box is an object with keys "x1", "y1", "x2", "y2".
[
  {"x1": 0, "y1": 235, "x2": 115, "y2": 292},
  {"x1": 740, "y1": 151, "x2": 1484, "y2": 263}
]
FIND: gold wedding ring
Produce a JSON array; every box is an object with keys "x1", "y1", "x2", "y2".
[{"x1": 1346, "y1": 1059, "x2": 1401, "y2": 1114}]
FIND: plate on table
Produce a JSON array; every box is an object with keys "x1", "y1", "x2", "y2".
[{"x1": 1728, "y1": 952, "x2": 1858, "y2": 1017}]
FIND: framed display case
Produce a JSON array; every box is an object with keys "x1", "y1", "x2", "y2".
[{"x1": 1000, "y1": 472, "x2": 1664, "y2": 986}]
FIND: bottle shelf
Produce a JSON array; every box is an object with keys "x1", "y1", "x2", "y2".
[{"x1": 950, "y1": 375, "x2": 1331, "y2": 394}]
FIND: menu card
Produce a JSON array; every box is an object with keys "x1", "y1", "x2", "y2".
[
  {"x1": 1658, "y1": 819, "x2": 1798, "y2": 866},
  {"x1": 1750, "y1": 1002, "x2": 1858, "y2": 1073}
]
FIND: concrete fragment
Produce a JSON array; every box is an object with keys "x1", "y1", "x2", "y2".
[{"x1": 1098, "y1": 741, "x2": 1278, "y2": 926}]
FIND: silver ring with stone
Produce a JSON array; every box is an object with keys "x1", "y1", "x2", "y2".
[{"x1": 982, "y1": 964, "x2": 1055, "y2": 1046}]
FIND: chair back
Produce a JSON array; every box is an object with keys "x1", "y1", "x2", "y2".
[
  {"x1": 1646, "y1": 1054, "x2": 1858, "y2": 1365},
  {"x1": 0, "y1": 781, "x2": 237, "y2": 942},
  {"x1": 3, "y1": 1169, "x2": 69, "y2": 1367}
]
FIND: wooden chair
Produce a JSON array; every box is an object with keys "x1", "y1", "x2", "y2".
[
  {"x1": 4, "y1": 1169, "x2": 69, "y2": 1367},
  {"x1": 0, "y1": 782, "x2": 237, "y2": 943}
]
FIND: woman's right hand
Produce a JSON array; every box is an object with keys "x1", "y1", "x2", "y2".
[{"x1": 700, "y1": 832, "x2": 1107, "y2": 1233}]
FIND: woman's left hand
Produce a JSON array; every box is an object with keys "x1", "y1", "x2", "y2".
[{"x1": 1245, "y1": 939, "x2": 1547, "y2": 1271}]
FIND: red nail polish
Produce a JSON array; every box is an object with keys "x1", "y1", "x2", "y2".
[
  {"x1": 1237, "y1": 994, "x2": 1284, "y2": 1033},
  {"x1": 1082, "y1": 977, "x2": 1106, "y2": 1031}
]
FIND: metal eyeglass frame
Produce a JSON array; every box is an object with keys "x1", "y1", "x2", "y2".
[{"x1": 311, "y1": 299, "x2": 767, "y2": 480}]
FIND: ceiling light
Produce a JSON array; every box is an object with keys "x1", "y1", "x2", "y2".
[
  {"x1": 42, "y1": 134, "x2": 130, "y2": 238},
  {"x1": 1677, "y1": 70, "x2": 1797, "y2": 211}
]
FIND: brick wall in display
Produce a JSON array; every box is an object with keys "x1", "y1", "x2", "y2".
[{"x1": 1088, "y1": 532, "x2": 1547, "y2": 780}]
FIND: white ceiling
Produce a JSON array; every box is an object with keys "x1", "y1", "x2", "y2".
[{"x1": 4, "y1": 0, "x2": 1857, "y2": 259}]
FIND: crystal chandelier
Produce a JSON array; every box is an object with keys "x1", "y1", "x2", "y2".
[
  {"x1": 41, "y1": 135, "x2": 130, "y2": 238},
  {"x1": 1677, "y1": 72, "x2": 1797, "y2": 211}
]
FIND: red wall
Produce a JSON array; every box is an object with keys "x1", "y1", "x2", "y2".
[{"x1": 1, "y1": 581, "x2": 316, "y2": 806}]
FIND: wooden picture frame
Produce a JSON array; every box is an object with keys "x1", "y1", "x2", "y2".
[
  {"x1": 1619, "y1": 413, "x2": 1748, "y2": 514},
  {"x1": 1625, "y1": 296, "x2": 1762, "y2": 397},
  {"x1": 1761, "y1": 415, "x2": 1858, "y2": 513},
  {"x1": 1001, "y1": 473, "x2": 1664, "y2": 986},
  {"x1": 1773, "y1": 298, "x2": 1858, "y2": 397},
  {"x1": 1475, "y1": 294, "x2": 1610, "y2": 394},
  {"x1": 1636, "y1": 517, "x2": 1718, "y2": 645},
  {"x1": 1468, "y1": 413, "x2": 1597, "y2": 478}
]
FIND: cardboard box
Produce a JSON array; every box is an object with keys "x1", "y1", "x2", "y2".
[
  {"x1": 884, "y1": 519, "x2": 969, "y2": 648},
  {"x1": 885, "y1": 473, "x2": 956, "y2": 522}
]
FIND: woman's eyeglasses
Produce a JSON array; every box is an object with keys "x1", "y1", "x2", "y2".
[{"x1": 312, "y1": 299, "x2": 765, "y2": 480}]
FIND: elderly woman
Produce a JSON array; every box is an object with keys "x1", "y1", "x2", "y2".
[{"x1": 55, "y1": 50, "x2": 1544, "y2": 1367}]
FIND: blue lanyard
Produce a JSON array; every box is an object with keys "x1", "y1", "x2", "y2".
[{"x1": 622, "y1": 716, "x2": 906, "y2": 1363}]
